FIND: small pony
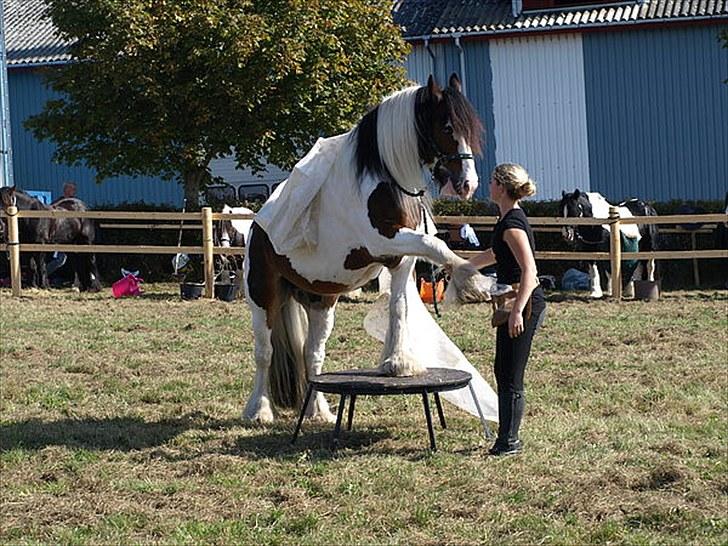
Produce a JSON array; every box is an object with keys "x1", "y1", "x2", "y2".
[
  {"x1": 560, "y1": 189, "x2": 659, "y2": 298},
  {"x1": 243, "y1": 74, "x2": 486, "y2": 423}
]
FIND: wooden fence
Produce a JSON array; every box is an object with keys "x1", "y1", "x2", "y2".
[{"x1": 1, "y1": 206, "x2": 726, "y2": 300}]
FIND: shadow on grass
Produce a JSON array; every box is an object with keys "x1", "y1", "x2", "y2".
[
  {"x1": 0, "y1": 412, "x2": 237, "y2": 452},
  {"x1": 1, "y1": 413, "x2": 461, "y2": 460}
]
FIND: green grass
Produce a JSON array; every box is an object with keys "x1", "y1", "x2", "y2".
[{"x1": 1, "y1": 284, "x2": 726, "y2": 544}]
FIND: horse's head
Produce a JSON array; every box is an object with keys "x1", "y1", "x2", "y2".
[
  {"x1": 0, "y1": 186, "x2": 16, "y2": 210},
  {"x1": 559, "y1": 189, "x2": 592, "y2": 243},
  {"x1": 416, "y1": 74, "x2": 482, "y2": 200}
]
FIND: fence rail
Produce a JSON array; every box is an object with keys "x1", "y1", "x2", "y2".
[{"x1": 1, "y1": 207, "x2": 726, "y2": 299}]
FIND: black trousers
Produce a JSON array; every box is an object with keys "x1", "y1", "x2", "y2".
[{"x1": 494, "y1": 287, "x2": 546, "y2": 393}]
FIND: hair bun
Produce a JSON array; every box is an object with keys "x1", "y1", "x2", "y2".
[{"x1": 519, "y1": 180, "x2": 536, "y2": 198}]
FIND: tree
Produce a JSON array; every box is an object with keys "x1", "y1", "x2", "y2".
[{"x1": 26, "y1": 0, "x2": 409, "y2": 205}]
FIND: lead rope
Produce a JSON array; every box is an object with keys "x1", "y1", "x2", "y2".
[{"x1": 421, "y1": 200, "x2": 441, "y2": 318}]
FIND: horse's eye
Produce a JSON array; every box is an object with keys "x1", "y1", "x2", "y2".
[{"x1": 442, "y1": 126, "x2": 453, "y2": 135}]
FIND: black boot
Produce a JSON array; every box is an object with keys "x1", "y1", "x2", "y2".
[{"x1": 489, "y1": 390, "x2": 525, "y2": 456}]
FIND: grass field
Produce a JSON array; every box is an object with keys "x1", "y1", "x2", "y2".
[{"x1": 1, "y1": 285, "x2": 726, "y2": 545}]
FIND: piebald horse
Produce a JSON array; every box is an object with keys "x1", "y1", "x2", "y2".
[
  {"x1": 560, "y1": 190, "x2": 659, "y2": 298},
  {"x1": 244, "y1": 74, "x2": 484, "y2": 423}
]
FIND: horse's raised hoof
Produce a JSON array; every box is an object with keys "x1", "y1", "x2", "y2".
[{"x1": 243, "y1": 397, "x2": 274, "y2": 423}]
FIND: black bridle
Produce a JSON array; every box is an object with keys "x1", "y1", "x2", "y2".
[{"x1": 391, "y1": 140, "x2": 474, "y2": 198}]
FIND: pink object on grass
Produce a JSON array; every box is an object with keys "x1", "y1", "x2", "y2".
[{"x1": 112, "y1": 274, "x2": 143, "y2": 298}]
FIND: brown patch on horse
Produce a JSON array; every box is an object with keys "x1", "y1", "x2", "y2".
[
  {"x1": 344, "y1": 247, "x2": 401, "y2": 270},
  {"x1": 367, "y1": 182, "x2": 419, "y2": 238},
  {"x1": 247, "y1": 223, "x2": 348, "y2": 326}
]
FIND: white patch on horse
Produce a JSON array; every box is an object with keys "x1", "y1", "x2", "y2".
[{"x1": 586, "y1": 192, "x2": 641, "y2": 240}]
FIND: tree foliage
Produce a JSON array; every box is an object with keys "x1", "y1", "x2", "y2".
[{"x1": 26, "y1": 0, "x2": 409, "y2": 203}]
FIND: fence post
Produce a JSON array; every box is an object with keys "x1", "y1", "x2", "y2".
[
  {"x1": 609, "y1": 205, "x2": 622, "y2": 301},
  {"x1": 202, "y1": 207, "x2": 214, "y2": 298},
  {"x1": 7, "y1": 205, "x2": 21, "y2": 296}
]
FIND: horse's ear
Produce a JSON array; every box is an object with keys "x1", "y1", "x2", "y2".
[
  {"x1": 562, "y1": 190, "x2": 566, "y2": 198},
  {"x1": 449, "y1": 73, "x2": 462, "y2": 93},
  {"x1": 574, "y1": 188, "x2": 581, "y2": 198},
  {"x1": 427, "y1": 75, "x2": 443, "y2": 101}
]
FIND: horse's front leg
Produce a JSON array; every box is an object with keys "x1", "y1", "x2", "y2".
[
  {"x1": 589, "y1": 262, "x2": 603, "y2": 298},
  {"x1": 379, "y1": 256, "x2": 425, "y2": 377},
  {"x1": 303, "y1": 301, "x2": 337, "y2": 422},
  {"x1": 372, "y1": 230, "x2": 478, "y2": 299},
  {"x1": 243, "y1": 302, "x2": 276, "y2": 423}
]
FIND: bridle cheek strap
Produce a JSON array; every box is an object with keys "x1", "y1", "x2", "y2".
[{"x1": 431, "y1": 152, "x2": 475, "y2": 193}]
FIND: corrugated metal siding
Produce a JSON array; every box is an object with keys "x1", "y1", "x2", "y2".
[
  {"x1": 489, "y1": 33, "x2": 591, "y2": 200},
  {"x1": 8, "y1": 68, "x2": 183, "y2": 207},
  {"x1": 404, "y1": 42, "x2": 434, "y2": 84},
  {"x1": 584, "y1": 25, "x2": 728, "y2": 202},
  {"x1": 463, "y1": 40, "x2": 497, "y2": 200}
]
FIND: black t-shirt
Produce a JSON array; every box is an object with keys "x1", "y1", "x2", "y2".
[{"x1": 492, "y1": 208, "x2": 536, "y2": 285}]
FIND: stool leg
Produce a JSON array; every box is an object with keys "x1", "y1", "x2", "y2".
[
  {"x1": 346, "y1": 394, "x2": 357, "y2": 431},
  {"x1": 291, "y1": 384, "x2": 314, "y2": 444},
  {"x1": 332, "y1": 394, "x2": 347, "y2": 450},
  {"x1": 468, "y1": 381, "x2": 494, "y2": 440},
  {"x1": 421, "y1": 392, "x2": 437, "y2": 451},
  {"x1": 434, "y1": 392, "x2": 446, "y2": 429}
]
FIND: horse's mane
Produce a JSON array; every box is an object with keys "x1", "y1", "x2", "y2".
[{"x1": 352, "y1": 85, "x2": 421, "y2": 187}]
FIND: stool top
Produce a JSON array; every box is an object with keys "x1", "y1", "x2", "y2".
[{"x1": 310, "y1": 367, "x2": 472, "y2": 396}]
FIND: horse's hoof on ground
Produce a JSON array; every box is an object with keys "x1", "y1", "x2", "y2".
[
  {"x1": 243, "y1": 400, "x2": 274, "y2": 423},
  {"x1": 304, "y1": 393, "x2": 336, "y2": 423},
  {"x1": 306, "y1": 407, "x2": 337, "y2": 424},
  {"x1": 589, "y1": 291, "x2": 603, "y2": 299}
]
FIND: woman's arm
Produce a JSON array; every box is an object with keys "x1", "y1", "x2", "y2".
[
  {"x1": 503, "y1": 228, "x2": 539, "y2": 337},
  {"x1": 468, "y1": 247, "x2": 496, "y2": 270}
]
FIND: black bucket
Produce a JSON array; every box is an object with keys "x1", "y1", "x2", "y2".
[
  {"x1": 180, "y1": 282, "x2": 204, "y2": 300},
  {"x1": 214, "y1": 283, "x2": 238, "y2": 302}
]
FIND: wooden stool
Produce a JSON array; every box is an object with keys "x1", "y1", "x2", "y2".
[{"x1": 291, "y1": 368, "x2": 493, "y2": 451}]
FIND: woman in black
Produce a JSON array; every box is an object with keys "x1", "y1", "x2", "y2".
[{"x1": 469, "y1": 163, "x2": 546, "y2": 456}]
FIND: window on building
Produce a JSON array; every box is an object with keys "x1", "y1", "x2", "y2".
[{"x1": 238, "y1": 184, "x2": 270, "y2": 203}]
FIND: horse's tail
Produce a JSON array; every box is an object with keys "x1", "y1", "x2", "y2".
[{"x1": 269, "y1": 295, "x2": 309, "y2": 409}]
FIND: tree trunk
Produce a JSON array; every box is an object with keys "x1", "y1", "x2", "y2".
[{"x1": 182, "y1": 166, "x2": 209, "y2": 210}]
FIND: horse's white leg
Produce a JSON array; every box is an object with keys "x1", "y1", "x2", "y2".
[
  {"x1": 589, "y1": 263, "x2": 603, "y2": 298},
  {"x1": 304, "y1": 304, "x2": 337, "y2": 423},
  {"x1": 243, "y1": 302, "x2": 275, "y2": 423},
  {"x1": 624, "y1": 262, "x2": 642, "y2": 298},
  {"x1": 647, "y1": 259, "x2": 656, "y2": 282},
  {"x1": 380, "y1": 256, "x2": 425, "y2": 377}
]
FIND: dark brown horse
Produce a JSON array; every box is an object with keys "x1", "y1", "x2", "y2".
[{"x1": 0, "y1": 186, "x2": 101, "y2": 291}]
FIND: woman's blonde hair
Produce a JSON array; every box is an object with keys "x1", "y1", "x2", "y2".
[{"x1": 491, "y1": 163, "x2": 536, "y2": 200}]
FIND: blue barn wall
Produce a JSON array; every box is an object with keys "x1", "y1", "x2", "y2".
[
  {"x1": 9, "y1": 67, "x2": 183, "y2": 207},
  {"x1": 583, "y1": 25, "x2": 728, "y2": 202}
]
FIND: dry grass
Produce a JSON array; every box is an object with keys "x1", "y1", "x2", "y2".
[{"x1": 1, "y1": 285, "x2": 726, "y2": 545}]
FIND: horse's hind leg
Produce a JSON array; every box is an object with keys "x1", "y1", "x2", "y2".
[
  {"x1": 304, "y1": 301, "x2": 337, "y2": 423},
  {"x1": 243, "y1": 301, "x2": 276, "y2": 423}
]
